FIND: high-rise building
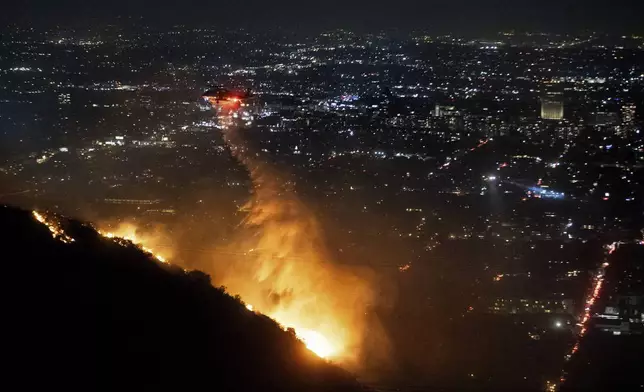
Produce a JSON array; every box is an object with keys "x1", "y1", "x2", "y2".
[
  {"x1": 58, "y1": 93, "x2": 71, "y2": 105},
  {"x1": 592, "y1": 111, "x2": 620, "y2": 126},
  {"x1": 541, "y1": 92, "x2": 564, "y2": 120},
  {"x1": 434, "y1": 104, "x2": 457, "y2": 118},
  {"x1": 621, "y1": 103, "x2": 636, "y2": 125}
]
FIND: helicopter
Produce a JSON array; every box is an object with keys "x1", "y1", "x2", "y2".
[{"x1": 202, "y1": 87, "x2": 253, "y2": 109}]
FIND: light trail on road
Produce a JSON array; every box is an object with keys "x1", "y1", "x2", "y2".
[{"x1": 549, "y1": 242, "x2": 618, "y2": 391}]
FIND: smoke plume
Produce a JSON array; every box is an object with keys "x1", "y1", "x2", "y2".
[{"x1": 210, "y1": 118, "x2": 376, "y2": 363}]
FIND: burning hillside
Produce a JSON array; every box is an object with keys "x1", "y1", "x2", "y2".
[
  {"x1": 92, "y1": 120, "x2": 376, "y2": 363},
  {"x1": 3, "y1": 206, "x2": 362, "y2": 392}
]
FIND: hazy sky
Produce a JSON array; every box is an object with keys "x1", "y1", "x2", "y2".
[{"x1": 6, "y1": 0, "x2": 644, "y2": 34}]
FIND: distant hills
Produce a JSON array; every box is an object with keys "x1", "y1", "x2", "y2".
[{"x1": 1, "y1": 205, "x2": 362, "y2": 392}]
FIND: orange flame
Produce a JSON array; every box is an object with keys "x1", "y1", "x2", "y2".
[
  {"x1": 32, "y1": 210, "x2": 75, "y2": 244},
  {"x1": 208, "y1": 110, "x2": 374, "y2": 362},
  {"x1": 89, "y1": 106, "x2": 378, "y2": 363},
  {"x1": 97, "y1": 222, "x2": 172, "y2": 265}
]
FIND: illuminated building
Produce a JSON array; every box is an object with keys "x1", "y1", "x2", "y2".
[
  {"x1": 541, "y1": 93, "x2": 564, "y2": 120},
  {"x1": 58, "y1": 93, "x2": 71, "y2": 105},
  {"x1": 592, "y1": 111, "x2": 619, "y2": 126},
  {"x1": 434, "y1": 104, "x2": 457, "y2": 118},
  {"x1": 594, "y1": 301, "x2": 643, "y2": 335},
  {"x1": 621, "y1": 103, "x2": 636, "y2": 125},
  {"x1": 489, "y1": 298, "x2": 574, "y2": 315}
]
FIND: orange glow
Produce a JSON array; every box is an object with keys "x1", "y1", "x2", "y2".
[
  {"x1": 96, "y1": 212, "x2": 371, "y2": 361},
  {"x1": 205, "y1": 107, "x2": 374, "y2": 362},
  {"x1": 97, "y1": 222, "x2": 172, "y2": 265},
  {"x1": 34, "y1": 183, "x2": 373, "y2": 363},
  {"x1": 32, "y1": 210, "x2": 75, "y2": 244},
  {"x1": 296, "y1": 329, "x2": 334, "y2": 358},
  {"x1": 88, "y1": 108, "x2": 376, "y2": 363},
  {"x1": 70, "y1": 99, "x2": 380, "y2": 364}
]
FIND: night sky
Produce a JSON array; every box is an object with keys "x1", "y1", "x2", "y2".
[{"x1": 4, "y1": 0, "x2": 644, "y2": 34}]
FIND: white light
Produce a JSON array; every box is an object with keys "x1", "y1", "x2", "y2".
[{"x1": 554, "y1": 321, "x2": 563, "y2": 328}]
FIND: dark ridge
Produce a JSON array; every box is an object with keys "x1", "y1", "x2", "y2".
[{"x1": 1, "y1": 205, "x2": 362, "y2": 392}]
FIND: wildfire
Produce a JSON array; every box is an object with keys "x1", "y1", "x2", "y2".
[
  {"x1": 94, "y1": 223, "x2": 344, "y2": 358},
  {"x1": 296, "y1": 329, "x2": 334, "y2": 358},
  {"x1": 201, "y1": 106, "x2": 373, "y2": 362},
  {"x1": 32, "y1": 203, "x2": 362, "y2": 361},
  {"x1": 246, "y1": 300, "x2": 335, "y2": 358},
  {"x1": 97, "y1": 223, "x2": 171, "y2": 265},
  {"x1": 32, "y1": 210, "x2": 75, "y2": 244},
  {"x1": 93, "y1": 211, "x2": 364, "y2": 359},
  {"x1": 30, "y1": 100, "x2": 376, "y2": 364}
]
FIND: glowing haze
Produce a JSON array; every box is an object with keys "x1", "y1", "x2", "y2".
[
  {"x1": 95, "y1": 108, "x2": 376, "y2": 362},
  {"x1": 209, "y1": 112, "x2": 374, "y2": 361},
  {"x1": 97, "y1": 222, "x2": 173, "y2": 265}
]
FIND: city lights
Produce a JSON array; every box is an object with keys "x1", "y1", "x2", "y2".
[{"x1": 6, "y1": 22, "x2": 643, "y2": 391}]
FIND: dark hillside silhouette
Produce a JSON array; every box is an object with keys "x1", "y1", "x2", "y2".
[{"x1": 1, "y1": 205, "x2": 362, "y2": 392}]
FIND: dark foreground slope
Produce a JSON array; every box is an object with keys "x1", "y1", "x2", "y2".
[{"x1": 1, "y1": 206, "x2": 361, "y2": 392}]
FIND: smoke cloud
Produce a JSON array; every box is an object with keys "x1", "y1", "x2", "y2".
[
  {"x1": 208, "y1": 118, "x2": 377, "y2": 363},
  {"x1": 95, "y1": 113, "x2": 390, "y2": 369}
]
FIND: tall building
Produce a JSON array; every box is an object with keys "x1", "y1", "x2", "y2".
[
  {"x1": 58, "y1": 93, "x2": 71, "y2": 105},
  {"x1": 541, "y1": 92, "x2": 564, "y2": 120},
  {"x1": 621, "y1": 103, "x2": 636, "y2": 125},
  {"x1": 592, "y1": 111, "x2": 620, "y2": 126},
  {"x1": 434, "y1": 104, "x2": 457, "y2": 117}
]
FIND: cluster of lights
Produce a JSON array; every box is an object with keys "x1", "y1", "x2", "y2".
[
  {"x1": 528, "y1": 187, "x2": 565, "y2": 199},
  {"x1": 577, "y1": 268, "x2": 605, "y2": 337},
  {"x1": 432, "y1": 139, "x2": 489, "y2": 176}
]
